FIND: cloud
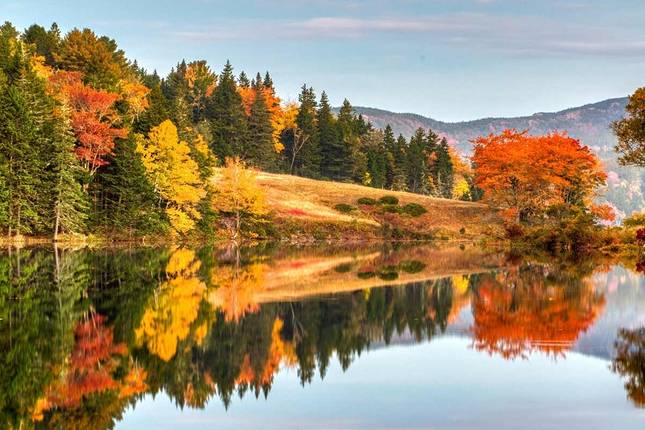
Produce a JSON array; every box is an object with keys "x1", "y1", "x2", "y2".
[{"x1": 171, "y1": 13, "x2": 645, "y2": 59}]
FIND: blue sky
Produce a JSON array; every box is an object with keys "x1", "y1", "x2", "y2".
[{"x1": 2, "y1": 0, "x2": 645, "y2": 121}]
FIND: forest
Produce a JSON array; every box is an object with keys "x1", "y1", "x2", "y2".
[{"x1": 2, "y1": 20, "x2": 642, "y2": 249}]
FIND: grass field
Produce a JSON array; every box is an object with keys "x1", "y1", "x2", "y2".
[{"x1": 254, "y1": 171, "x2": 503, "y2": 241}]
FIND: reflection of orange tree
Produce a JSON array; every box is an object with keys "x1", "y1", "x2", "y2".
[
  {"x1": 471, "y1": 268, "x2": 605, "y2": 359},
  {"x1": 135, "y1": 248, "x2": 206, "y2": 361},
  {"x1": 33, "y1": 313, "x2": 143, "y2": 422}
]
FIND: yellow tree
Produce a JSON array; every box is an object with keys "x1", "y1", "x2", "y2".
[
  {"x1": 212, "y1": 157, "x2": 268, "y2": 240},
  {"x1": 137, "y1": 120, "x2": 206, "y2": 234}
]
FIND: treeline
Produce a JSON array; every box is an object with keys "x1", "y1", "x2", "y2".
[{"x1": 0, "y1": 21, "x2": 471, "y2": 239}]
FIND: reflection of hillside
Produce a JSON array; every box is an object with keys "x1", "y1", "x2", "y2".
[{"x1": 251, "y1": 244, "x2": 505, "y2": 302}]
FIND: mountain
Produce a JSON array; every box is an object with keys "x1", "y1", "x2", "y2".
[{"x1": 343, "y1": 97, "x2": 645, "y2": 219}]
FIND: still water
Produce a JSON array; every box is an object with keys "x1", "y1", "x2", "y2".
[{"x1": 2, "y1": 243, "x2": 645, "y2": 429}]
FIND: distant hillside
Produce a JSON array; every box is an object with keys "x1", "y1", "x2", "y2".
[{"x1": 341, "y1": 98, "x2": 645, "y2": 219}]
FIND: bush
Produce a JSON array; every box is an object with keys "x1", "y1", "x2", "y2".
[
  {"x1": 334, "y1": 263, "x2": 353, "y2": 273},
  {"x1": 334, "y1": 203, "x2": 355, "y2": 213},
  {"x1": 459, "y1": 227, "x2": 466, "y2": 235},
  {"x1": 377, "y1": 266, "x2": 399, "y2": 281},
  {"x1": 379, "y1": 195, "x2": 399, "y2": 205},
  {"x1": 624, "y1": 212, "x2": 645, "y2": 227},
  {"x1": 402, "y1": 203, "x2": 427, "y2": 217},
  {"x1": 398, "y1": 260, "x2": 426, "y2": 274},
  {"x1": 357, "y1": 197, "x2": 377, "y2": 205},
  {"x1": 357, "y1": 271, "x2": 376, "y2": 279},
  {"x1": 382, "y1": 204, "x2": 402, "y2": 214}
]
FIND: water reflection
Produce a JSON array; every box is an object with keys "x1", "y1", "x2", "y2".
[{"x1": 0, "y1": 244, "x2": 643, "y2": 428}]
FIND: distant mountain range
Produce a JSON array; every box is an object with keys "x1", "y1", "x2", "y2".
[{"x1": 341, "y1": 97, "x2": 645, "y2": 219}]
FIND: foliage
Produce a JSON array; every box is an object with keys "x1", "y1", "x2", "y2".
[
  {"x1": 333, "y1": 203, "x2": 355, "y2": 213},
  {"x1": 212, "y1": 158, "x2": 269, "y2": 240},
  {"x1": 401, "y1": 203, "x2": 427, "y2": 217},
  {"x1": 473, "y1": 130, "x2": 608, "y2": 225},
  {"x1": 357, "y1": 197, "x2": 377, "y2": 205},
  {"x1": 378, "y1": 195, "x2": 399, "y2": 205},
  {"x1": 136, "y1": 120, "x2": 205, "y2": 235},
  {"x1": 613, "y1": 87, "x2": 645, "y2": 167}
]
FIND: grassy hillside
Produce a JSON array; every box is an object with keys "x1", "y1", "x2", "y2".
[{"x1": 255, "y1": 172, "x2": 503, "y2": 242}]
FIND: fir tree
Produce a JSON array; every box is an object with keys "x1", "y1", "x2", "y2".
[
  {"x1": 207, "y1": 61, "x2": 248, "y2": 160},
  {"x1": 290, "y1": 85, "x2": 320, "y2": 176},
  {"x1": 50, "y1": 104, "x2": 88, "y2": 239},
  {"x1": 434, "y1": 138, "x2": 454, "y2": 198},
  {"x1": 407, "y1": 128, "x2": 429, "y2": 194},
  {"x1": 317, "y1": 91, "x2": 342, "y2": 179},
  {"x1": 392, "y1": 134, "x2": 409, "y2": 191},
  {"x1": 337, "y1": 99, "x2": 359, "y2": 181},
  {"x1": 97, "y1": 134, "x2": 167, "y2": 235},
  {"x1": 263, "y1": 71, "x2": 273, "y2": 89},
  {"x1": 245, "y1": 82, "x2": 276, "y2": 170},
  {"x1": 238, "y1": 71, "x2": 250, "y2": 87}
]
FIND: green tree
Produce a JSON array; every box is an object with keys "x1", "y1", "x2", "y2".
[
  {"x1": 317, "y1": 92, "x2": 343, "y2": 179},
  {"x1": 291, "y1": 85, "x2": 320, "y2": 177},
  {"x1": 207, "y1": 61, "x2": 248, "y2": 160},
  {"x1": 21, "y1": 23, "x2": 61, "y2": 66},
  {"x1": 433, "y1": 138, "x2": 454, "y2": 198},
  {"x1": 245, "y1": 80, "x2": 276, "y2": 170},
  {"x1": 613, "y1": 87, "x2": 645, "y2": 166}
]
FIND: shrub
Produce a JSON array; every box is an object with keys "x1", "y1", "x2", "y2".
[
  {"x1": 382, "y1": 204, "x2": 402, "y2": 214},
  {"x1": 334, "y1": 263, "x2": 353, "y2": 273},
  {"x1": 459, "y1": 227, "x2": 466, "y2": 234},
  {"x1": 625, "y1": 212, "x2": 645, "y2": 227},
  {"x1": 398, "y1": 260, "x2": 426, "y2": 274},
  {"x1": 334, "y1": 203, "x2": 355, "y2": 213},
  {"x1": 379, "y1": 195, "x2": 399, "y2": 205},
  {"x1": 402, "y1": 203, "x2": 427, "y2": 217},
  {"x1": 357, "y1": 197, "x2": 377, "y2": 205},
  {"x1": 377, "y1": 266, "x2": 399, "y2": 281},
  {"x1": 357, "y1": 271, "x2": 376, "y2": 279}
]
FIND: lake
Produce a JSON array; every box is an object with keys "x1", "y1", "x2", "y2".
[{"x1": 2, "y1": 243, "x2": 645, "y2": 429}]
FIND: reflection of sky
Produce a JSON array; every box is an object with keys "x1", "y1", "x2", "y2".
[{"x1": 118, "y1": 337, "x2": 645, "y2": 430}]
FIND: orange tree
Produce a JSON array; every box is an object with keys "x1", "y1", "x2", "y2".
[{"x1": 472, "y1": 130, "x2": 611, "y2": 225}]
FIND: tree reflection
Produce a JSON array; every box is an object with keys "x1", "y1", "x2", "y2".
[
  {"x1": 612, "y1": 327, "x2": 645, "y2": 408},
  {"x1": 470, "y1": 264, "x2": 605, "y2": 359},
  {"x1": 0, "y1": 245, "x2": 628, "y2": 429}
]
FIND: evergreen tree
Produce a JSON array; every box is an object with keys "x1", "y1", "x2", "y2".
[
  {"x1": 434, "y1": 138, "x2": 454, "y2": 198},
  {"x1": 135, "y1": 73, "x2": 170, "y2": 133},
  {"x1": 21, "y1": 23, "x2": 61, "y2": 66},
  {"x1": 365, "y1": 130, "x2": 388, "y2": 188},
  {"x1": 238, "y1": 71, "x2": 250, "y2": 87},
  {"x1": 290, "y1": 85, "x2": 320, "y2": 176},
  {"x1": 337, "y1": 99, "x2": 360, "y2": 181},
  {"x1": 263, "y1": 71, "x2": 273, "y2": 89},
  {"x1": 407, "y1": 128, "x2": 429, "y2": 194},
  {"x1": 245, "y1": 81, "x2": 276, "y2": 170},
  {"x1": 392, "y1": 134, "x2": 409, "y2": 191},
  {"x1": 98, "y1": 134, "x2": 167, "y2": 235},
  {"x1": 317, "y1": 91, "x2": 343, "y2": 179},
  {"x1": 0, "y1": 37, "x2": 52, "y2": 235},
  {"x1": 382, "y1": 125, "x2": 397, "y2": 188},
  {"x1": 207, "y1": 61, "x2": 248, "y2": 160},
  {"x1": 50, "y1": 104, "x2": 88, "y2": 239}
]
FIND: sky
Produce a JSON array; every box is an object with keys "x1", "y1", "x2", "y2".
[{"x1": 2, "y1": 0, "x2": 645, "y2": 121}]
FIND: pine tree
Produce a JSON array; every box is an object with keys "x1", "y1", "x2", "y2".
[
  {"x1": 365, "y1": 130, "x2": 388, "y2": 188},
  {"x1": 290, "y1": 85, "x2": 320, "y2": 176},
  {"x1": 382, "y1": 125, "x2": 397, "y2": 188},
  {"x1": 263, "y1": 71, "x2": 273, "y2": 89},
  {"x1": 0, "y1": 38, "x2": 52, "y2": 235},
  {"x1": 135, "y1": 73, "x2": 170, "y2": 134},
  {"x1": 407, "y1": 128, "x2": 429, "y2": 194},
  {"x1": 337, "y1": 99, "x2": 359, "y2": 181},
  {"x1": 207, "y1": 61, "x2": 248, "y2": 160},
  {"x1": 317, "y1": 91, "x2": 343, "y2": 179},
  {"x1": 434, "y1": 138, "x2": 454, "y2": 198},
  {"x1": 238, "y1": 71, "x2": 250, "y2": 87},
  {"x1": 50, "y1": 104, "x2": 88, "y2": 240},
  {"x1": 245, "y1": 80, "x2": 276, "y2": 170},
  {"x1": 98, "y1": 134, "x2": 166, "y2": 236},
  {"x1": 392, "y1": 134, "x2": 408, "y2": 191}
]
